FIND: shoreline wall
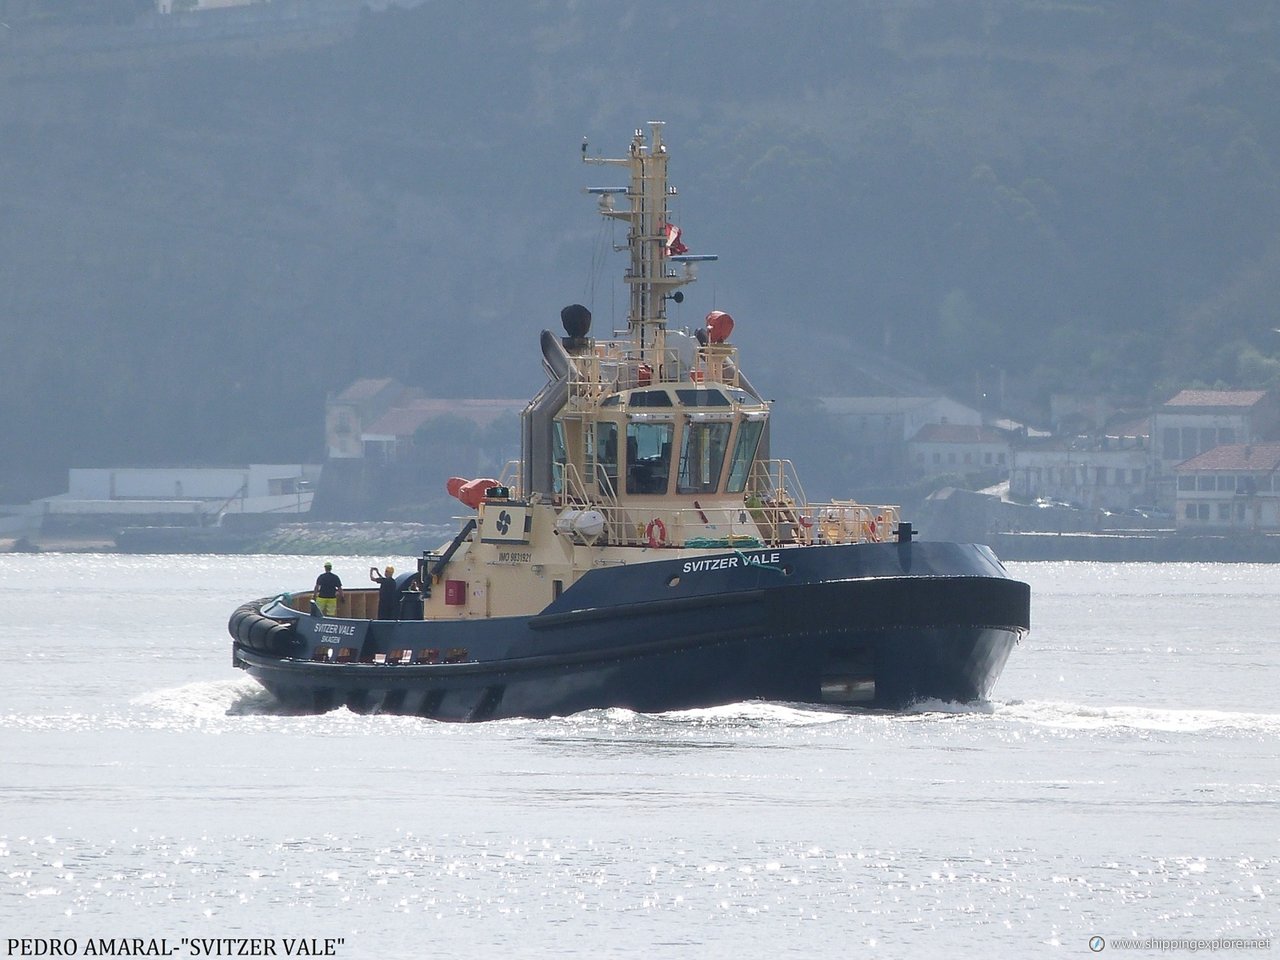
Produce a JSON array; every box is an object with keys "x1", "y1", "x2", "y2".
[{"x1": 989, "y1": 532, "x2": 1280, "y2": 563}]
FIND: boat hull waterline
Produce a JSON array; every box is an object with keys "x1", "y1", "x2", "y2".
[{"x1": 230, "y1": 541, "x2": 1029, "y2": 721}]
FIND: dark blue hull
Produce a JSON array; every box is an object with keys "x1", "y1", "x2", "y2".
[{"x1": 230, "y1": 541, "x2": 1029, "y2": 721}]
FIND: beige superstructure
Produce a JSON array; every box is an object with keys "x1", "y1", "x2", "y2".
[{"x1": 297, "y1": 123, "x2": 899, "y2": 623}]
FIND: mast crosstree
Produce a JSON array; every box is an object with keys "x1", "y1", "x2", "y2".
[{"x1": 585, "y1": 122, "x2": 716, "y2": 369}]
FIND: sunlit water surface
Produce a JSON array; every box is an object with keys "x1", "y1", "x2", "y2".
[{"x1": 1, "y1": 555, "x2": 1276, "y2": 956}]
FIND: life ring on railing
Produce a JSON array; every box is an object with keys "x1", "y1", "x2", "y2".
[{"x1": 646, "y1": 518, "x2": 668, "y2": 548}]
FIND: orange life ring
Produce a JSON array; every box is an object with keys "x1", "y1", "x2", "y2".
[{"x1": 646, "y1": 518, "x2": 668, "y2": 548}]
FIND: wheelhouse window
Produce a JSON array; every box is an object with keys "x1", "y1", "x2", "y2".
[
  {"x1": 725, "y1": 418, "x2": 765, "y2": 493},
  {"x1": 677, "y1": 419, "x2": 731, "y2": 494},
  {"x1": 675, "y1": 388, "x2": 731, "y2": 407},
  {"x1": 629, "y1": 390, "x2": 673, "y2": 408},
  {"x1": 626, "y1": 421, "x2": 674, "y2": 494}
]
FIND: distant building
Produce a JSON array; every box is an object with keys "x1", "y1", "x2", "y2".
[
  {"x1": 41, "y1": 464, "x2": 320, "y2": 525},
  {"x1": 156, "y1": 0, "x2": 254, "y2": 11},
  {"x1": 1010, "y1": 435, "x2": 1149, "y2": 511},
  {"x1": 154, "y1": 0, "x2": 429, "y2": 14},
  {"x1": 361, "y1": 398, "x2": 527, "y2": 464},
  {"x1": 818, "y1": 396, "x2": 983, "y2": 481},
  {"x1": 326, "y1": 378, "x2": 408, "y2": 460},
  {"x1": 908, "y1": 423, "x2": 1010, "y2": 480},
  {"x1": 1152, "y1": 390, "x2": 1280, "y2": 508},
  {"x1": 325, "y1": 378, "x2": 525, "y2": 464},
  {"x1": 1173, "y1": 442, "x2": 1280, "y2": 532},
  {"x1": 1048, "y1": 394, "x2": 1146, "y2": 436}
]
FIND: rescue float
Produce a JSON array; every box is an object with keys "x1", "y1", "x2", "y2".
[{"x1": 229, "y1": 122, "x2": 1030, "y2": 721}]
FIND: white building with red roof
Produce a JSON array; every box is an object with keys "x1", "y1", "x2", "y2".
[
  {"x1": 1153, "y1": 389, "x2": 1280, "y2": 507},
  {"x1": 360, "y1": 398, "x2": 527, "y2": 463},
  {"x1": 815, "y1": 396, "x2": 984, "y2": 481},
  {"x1": 325, "y1": 378, "x2": 526, "y2": 464},
  {"x1": 1009, "y1": 434, "x2": 1150, "y2": 512},
  {"x1": 908, "y1": 423, "x2": 1010, "y2": 480},
  {"x1": 1173, "y1": 442, "x2": 1280, "y2": 532}
]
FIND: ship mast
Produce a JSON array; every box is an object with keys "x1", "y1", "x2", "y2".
[{"x1": 584, "y1": 121, "x2": 716, "y2": 370}]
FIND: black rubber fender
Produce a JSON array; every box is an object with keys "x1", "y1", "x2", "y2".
[
  {"x1": 230, "y1": 597, "x2": 278, "y2": 647},
  {"x1": 236, "y1": 613, "x2": 260, "y2": 646},
  {"x1": 265, "y1": 621, "x2": 299, "y2": 655},
  {"x1": 228, "y1": 608, "x2": 252, "y2": 638},
  {"x1": 247, "y1": 616, "x2": 275, "y2": 652},
  {"x1": 236, "y1": 615, "x2": 257, "y2": 646}
]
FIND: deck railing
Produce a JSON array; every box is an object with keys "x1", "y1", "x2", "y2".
[
  {"x1": 489, "y1": 454, "x2": 901, "y2": 549},
  {"x1": 285, "y1": 587, "x2": 381, "y2": 619}
]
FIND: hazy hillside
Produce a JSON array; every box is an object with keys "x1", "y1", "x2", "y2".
[{"x1": 2, "y1": 0, "x2": 1278, "y2": 500}]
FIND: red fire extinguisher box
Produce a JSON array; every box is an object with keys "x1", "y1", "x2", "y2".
[{"x1": 444, "y1": 580, "x2": 467, "y2": 605}]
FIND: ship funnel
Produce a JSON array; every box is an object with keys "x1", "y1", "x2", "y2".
[
  {"x1": 540, "y1": 328, "x2": 572, "y2": 378},
  {"x1": 560, "y1": 303, "x2": 592, "y2": 353},
  {"x1": 523, "y1": 330, "x2": 572, "y2": 497}
]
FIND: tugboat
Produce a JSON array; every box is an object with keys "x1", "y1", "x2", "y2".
[{"x1": 229, "y1": 122, "x2": 1030, "y2": 721}]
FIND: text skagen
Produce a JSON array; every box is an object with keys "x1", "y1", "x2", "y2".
[{"x1": 5, "y1": 939, "x2": 346, "y2": 958}]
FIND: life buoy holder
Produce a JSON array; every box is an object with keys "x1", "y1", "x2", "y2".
[{"x1": 646, "y1": 518, "x2": 668, "y2": 548}]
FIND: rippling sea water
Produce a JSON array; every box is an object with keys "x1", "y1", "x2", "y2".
[{"x1": 1, "y1": 555, "x2": 1276, "y2": 957}]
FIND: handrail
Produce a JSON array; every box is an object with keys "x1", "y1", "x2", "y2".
[
  {"x1": 559, "y1": 336, "x2": 745, "y2": 390},
  {"x1": 545, "y1": 455, "x2": 898, "y2": 548},
  {"x1": 497, "y1": 459, "x2": 523, "y2": 497},
  {"x1": 808, "y1": 501, "x2": 900, "y2": 545}
]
